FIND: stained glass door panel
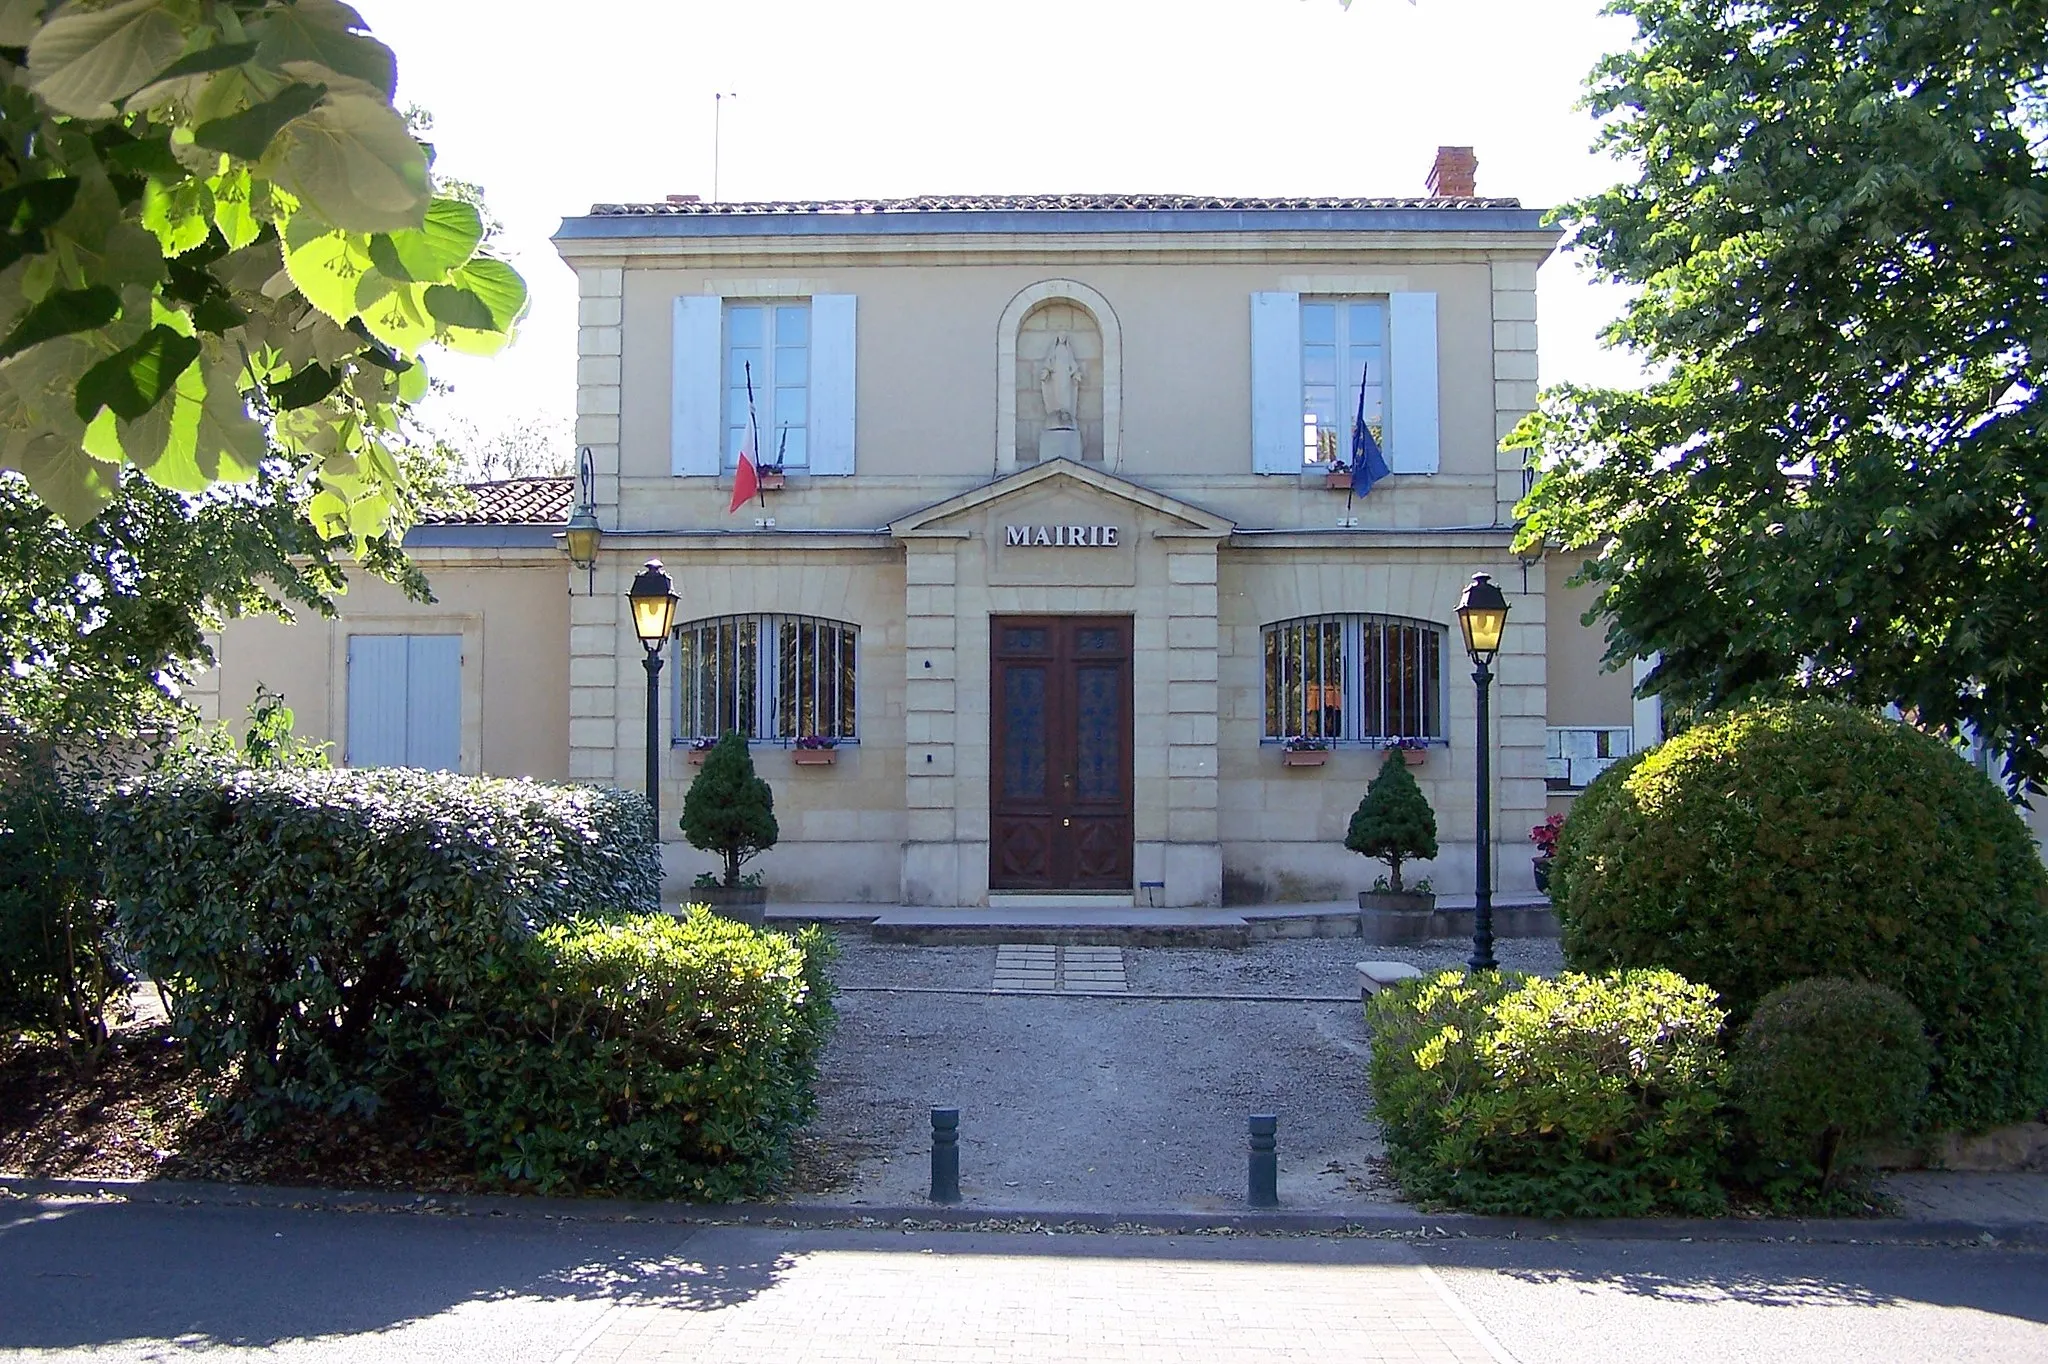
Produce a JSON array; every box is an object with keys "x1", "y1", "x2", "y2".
[{"x1": 990, "y1": 617, "x2": 1132, "y2": 891}]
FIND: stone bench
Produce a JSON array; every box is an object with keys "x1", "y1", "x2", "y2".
[{"x1": 1356, "y1": 960, "x2": 1424, "y2": 999}]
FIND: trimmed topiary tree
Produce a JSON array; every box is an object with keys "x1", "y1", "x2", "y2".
[
  {"x1": 1346, "y1": 749, "x2": 1438, "y2": 892},
  {"x1": 681, "y1": 731, "x2": 778, "y2": 888},
  {"x1": 1733, "y1": 977, "x2": 1931, "y2": 1193},
  {"x1": 1550, "y1": 700, "x2": 2048, "y2": 1132}
]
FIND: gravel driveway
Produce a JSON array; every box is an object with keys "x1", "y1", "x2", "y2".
[{"x1": 804, "y1": 934, "x2": 1562, "y2": 1213}]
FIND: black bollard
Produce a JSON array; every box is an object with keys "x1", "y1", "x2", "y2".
[
  {"x1": 930, "y1": 1107, "x2": 960, "y2": 1204},
  {"x1": 1248, "y1": 1113, "x2": 1278, "y2": 1207}
]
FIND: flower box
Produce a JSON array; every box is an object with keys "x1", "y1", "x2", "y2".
[
  {"x1": 1281, "y1": 748, "x2": 1329, "y2": 768},
  {"x1": 1322, "y1": 469, "x2": 1352, "y2": 491},
  {"x1": 756, "y1": 471, "x2": 786, "y2": 491},
  {"x1": 686, "y1": 747, "x2": 711, "y2": 766},
  {"x1": 792, "y1": 748, "x2": 837, "y2": 766},
  {"x1": 1402, "y1": 747, "x2": 1427, "y2": 767}
]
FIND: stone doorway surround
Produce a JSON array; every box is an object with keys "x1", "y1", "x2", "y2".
[{"x1": 889, "y1": 462, "x2": 1235, "y2": 908}]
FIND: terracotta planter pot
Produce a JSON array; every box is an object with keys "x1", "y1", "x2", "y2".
[
  {"x1": 688, "y1": 885, "x2": 767, "y2": 928},
  {"x1": 1401, "y1": 747, "x2": 1427, "y2": 767},
  {"x1": 1323, "y1": 470, "x2": 1352, "y2": 491},
  {"x1": 686, "y1": 748, "x2": 710, "y2": 766},
  {"x1": 792, "y1": 748, "x2": 837, "y2": 766},
  {"x1": 1281, "y1": 748, "x2": 1329, "y2": 767},
  {"x1": 757, "y1": 472, "x2": 786, "y2": 490}
]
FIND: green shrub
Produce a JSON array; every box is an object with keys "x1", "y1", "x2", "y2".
[
  {"x1": 412, "y1": 909, "x2": 837, "y2": 1200},
  {"x1": 1733, "y1": 977, "x2": 1931, "y2": 1191},
  {"x1": 0, "y1": 759, "x2": 120, "y2": 1057},
  {"x1": 101, "y1": 764, "x2": 660, "y2": 1121},
  {"x1": 1550, "y1": 700, "x2": 2048, "y2": 1132},
  {"x1": 1367, "y1": 968, "x2": 1728, "y2": 1216},
  {"x1": 682, "y1": 731, "x2": 778, "y2": 888},
  {"x1": 1345, "y1": 750, "x2": 1439, "y2": 892}
]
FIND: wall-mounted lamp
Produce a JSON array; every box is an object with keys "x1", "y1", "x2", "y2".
[{"x1": 559, "y1": 446, "x2": 603, "y2": 593}]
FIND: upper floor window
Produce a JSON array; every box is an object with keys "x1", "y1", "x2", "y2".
[
  {"x1": 726, "y1": 301, "x2": 809, "y2": 470},
  {"x1": 1262, "y1": 614, "x2": 1444, "y2": 743},
  {"x1": 1300, "y1": 298, "x2": 1385, "y2": 468},
  {"x1": 675, "y1": 613, "x2": 857, "y2": 743}
]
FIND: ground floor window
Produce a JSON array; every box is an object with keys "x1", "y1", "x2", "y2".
[
  {"x1": 1262, "y1": 614, "x2": 1444, "y2": 743},
  {"x1": 674, "y1": 614, "x2": 857, "y2": 743},
  {"x1": 345, "y1": 633, "x2": 461, "y2": 770}
]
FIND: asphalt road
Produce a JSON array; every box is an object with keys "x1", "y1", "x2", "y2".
[{"x1": 4, "y1": 1197, "x2": 2045, "y2": 1362}]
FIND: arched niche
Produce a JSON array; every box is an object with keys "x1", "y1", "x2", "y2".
[{"x1": 995, "y1": 279, "x2": 1122, "y2": 472}]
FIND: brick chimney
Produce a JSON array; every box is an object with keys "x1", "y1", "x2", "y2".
[
  {"x1": 1425, "y1": 146, "x2": 1478, "y2": 198},
  {"x1": 666, "y1": 194, "x2": 700, "y2": 205}
]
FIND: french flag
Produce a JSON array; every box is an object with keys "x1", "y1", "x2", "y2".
[{"x1": 728, "y1": 362, "x2": 761, "y2": 514}]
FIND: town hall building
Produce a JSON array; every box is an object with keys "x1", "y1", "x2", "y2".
[{"x1": 206, "y1": 148, "x2": 1661, "y2": 907}]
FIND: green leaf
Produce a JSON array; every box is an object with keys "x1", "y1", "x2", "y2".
[
  {"x1": 194, "y1": 81, "x2": 328, "y2": 162},
  {"x1": 6, "y1": 432, "x2": 120, "y2": 525},
  {"x1": 422, "y1": 283, "x2": 496, "y2": 332},
  {"x1": 449, "y1": 257, "x2": 526, "y2": 329},
  {"x1": 355, "y1": 276, "x2": 431, "y2": 355},
  {"x1": 100, "y1": 135, "x2": 183, "y2": 180},
  {"x1": 27, "y1": 0, "x2": 186, "y2": 117},
  {"x1": 150, "y1": 38, "x2": 259, "y2": 82},
  {"x1": 210, "y1": 165, "x2": 259, "y2": 249},
  {"x1": 0, "y1": 177, "x2": 80, "y2": 236},
  {"x1": 396, "y1": 358, "x2": 427, "y2": 403},
  {"x1": 367, "y1": 197, "x2": 482, "y2": 283},
  {"x1": 74, "y1": 324, "x2": 202, "y2": 423},
  {"x1": 281, "y1": 217, "x2": 373, "y2": 324},
  {"x1": 0, "y1": 285, "x2": 119, "y2": 362},
  {"x1": 0, "y1": 0, "x2": 46, "y2": 48},
  {"x1": 252, "y1": 0, "x2": 396, "y2": 98},
  {"x1": 141, "y1": 177, "x2": 212, "y2": 256},
  {"x1": 273, "y1": 92, "x2": 429, "y2": 234},
  {"x1": 269, "y1": 361, "x2": 341, "y2": 411},
  {"x1": 190, "y1": 294, "x2": 245, "y2": 334}
]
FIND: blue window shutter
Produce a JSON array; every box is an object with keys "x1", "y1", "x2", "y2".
[
  {"x1": 1250, "y1": 292, "x2": 1302, "y2": 474},
  {"x1": 808, "y1": 294, "x2": 857, "y2": 475},
  {"x1": 404, "y1": 635, "x2": 462, "y2": 772},
  {"x1": 1388, "y1": 292, "x2": 1441, "y2": 474},
  {"x1": 346, "y1": 636, "x2": 409, "y2": 768},
  {"x1": 671, "y1": 295, "x2": 723, "y2": 477}
]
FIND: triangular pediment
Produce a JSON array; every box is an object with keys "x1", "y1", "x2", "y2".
[{"x1": 889, "y1": 461, "x2": 1235, "y2": 537}]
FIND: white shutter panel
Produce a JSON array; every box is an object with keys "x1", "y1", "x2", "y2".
[
  {"x1": 671, "y1": 295, "x2": 723, "y2": 477},
  {"x1": 346, "y1": 636, "x2": 408, "y2": 768},
  {"x1": 1249, "y1": 291, "x2": 1302, "y2": 474},
  {"x1": 1387, "y1": 292, "x2": 1440, "y2": 474},
  {"x1": 404, "y1": 635, "x2": 463, "y2": 772},
  {"x1": 808, "y1": 293, "x2": 857, "y2": 476}
]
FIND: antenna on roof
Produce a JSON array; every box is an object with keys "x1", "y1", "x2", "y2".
[{"x1": 713, "y1": 92, "x2": 738, "y2": 202}]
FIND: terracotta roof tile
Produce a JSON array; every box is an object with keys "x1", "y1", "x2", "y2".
[
  {"x1": 435, "y1": 477, "x2": 574, "y2": 525},
  {"x1": 590, "y1": 192, "x2": 1522, "y2": 216}
]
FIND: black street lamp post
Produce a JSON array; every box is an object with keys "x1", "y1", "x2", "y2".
[
  {"x1": 1455, "y1": 572, "x2": 1510, "y2": 973},
  {"x1": 627, "y1": 559, "x2": 680, "y2": 840}
]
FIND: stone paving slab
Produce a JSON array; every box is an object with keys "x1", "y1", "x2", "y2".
[
  {"x1": 566, "y1": 1228, "x2": 1507, "y2": 1364},
  {"x1": 991, "y1": 944, "x2": 1129, "y2": 994}
]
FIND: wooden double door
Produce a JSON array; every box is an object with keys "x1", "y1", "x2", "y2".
[{"x1": 989, "y1": 616, "x2": 1134, "y2": 891}]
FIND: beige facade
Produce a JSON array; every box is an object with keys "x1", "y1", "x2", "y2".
[{"x1": 212, "y1": 183, "x2": 1680, "y2": 905}]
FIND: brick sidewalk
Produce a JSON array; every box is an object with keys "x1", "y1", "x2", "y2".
[{"x1": 563, "y1": 1228, "x2": 1508, "y2": 1364}]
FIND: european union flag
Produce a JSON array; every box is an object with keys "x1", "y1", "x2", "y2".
[{"x1": 1351, "y1": 361, "x2": 1390, "y2": 497}]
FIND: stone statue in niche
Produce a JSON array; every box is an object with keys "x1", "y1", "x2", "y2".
[
  {"x1": 1039, "y1": 333, "x2": 1084, "y2": 430},
  {"x1": 1037, "y1": 332, "x2": 1086, "y2": 462}
]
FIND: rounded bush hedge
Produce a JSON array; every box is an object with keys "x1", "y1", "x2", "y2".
[
  {"x1": 1733, "y1": 977, "x2": 1931, "y2": 1189},
  {"x1": 1367, "y1": 967, "x2": 1728, "y2": 1217},
  {"x1": 1550, "y1": 700, "x2": 2048, "y2": 1132}
]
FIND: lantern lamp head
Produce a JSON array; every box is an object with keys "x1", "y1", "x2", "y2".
[
  {"x1": 562, "y1": 506, "x2": 602, "y2": 571},
  {"x1": 627, "y1": 559, "x2": 678, "y2": 651},
  {"x1": 1456, "y1": 572, "x2": 1510, "y2": 665}
]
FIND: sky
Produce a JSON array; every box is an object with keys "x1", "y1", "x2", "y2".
[{"x1": 352, "y1": 0, "x2": 1646, "y2": 459}]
